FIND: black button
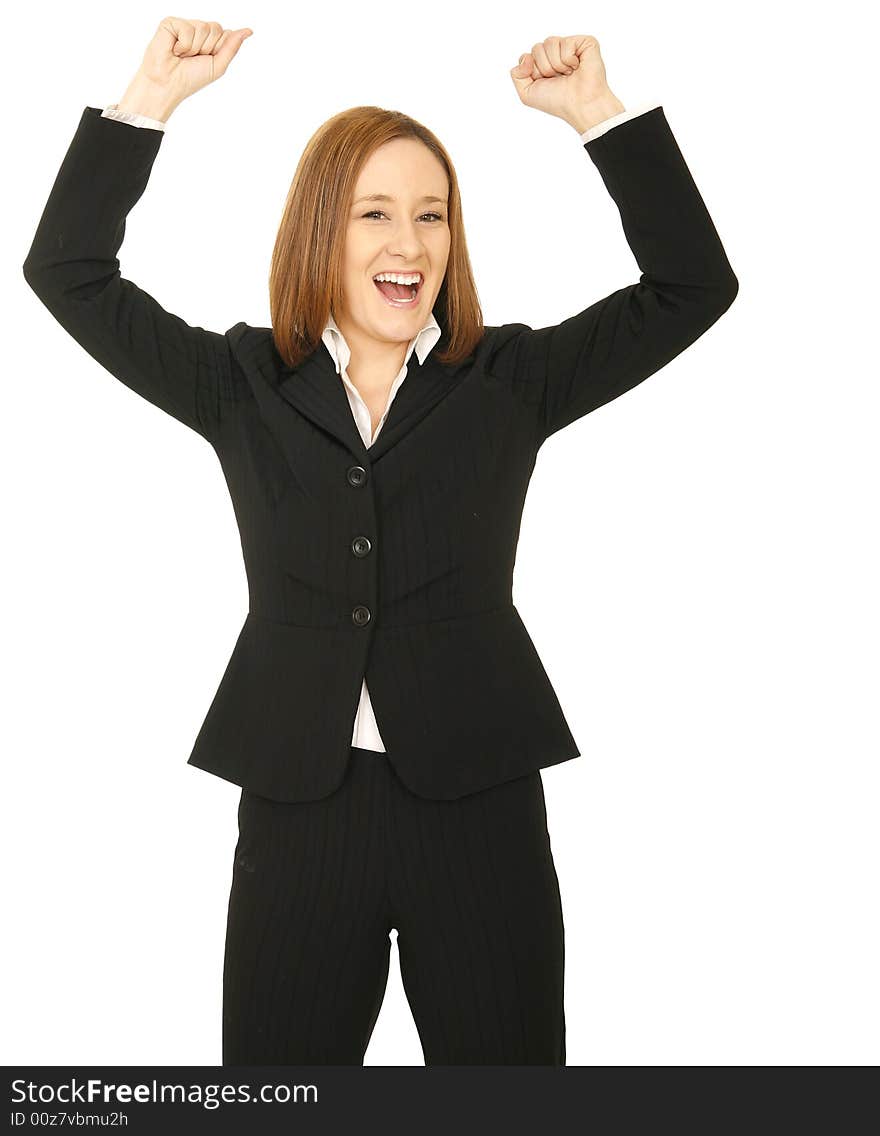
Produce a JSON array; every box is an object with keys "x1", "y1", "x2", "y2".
[
  {"x1": 346, "y1": 465, "x2": 368, "y2": 487},
  {"x1": 351, "y1": 536, "x2": 372, "y2": 557},
  {"x1": 351, "y1": 605, "x2": 371, "y2": 627}
]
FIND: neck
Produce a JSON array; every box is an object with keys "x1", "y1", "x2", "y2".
[{"x1": 334, "y1": 314, "x2": 411, "y2": 385}]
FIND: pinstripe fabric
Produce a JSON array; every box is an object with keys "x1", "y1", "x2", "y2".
[
  {"x1": 322, "y1": 308, "x2": 443, "y2": 753},
  {"x1": 223, "y1": 747, "x2": 565, "y2": 1065},
  {"x1": 23, "y1": 105, "x2": 738, "y2": 803},
  {"x1": 25, "y1": 102, "x2": 737, "y2": 1069}
]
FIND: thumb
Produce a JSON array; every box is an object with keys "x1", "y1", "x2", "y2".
[
  {"x1": 213, "y1": 27, "x2": 254, "y2": 76},
  {"x1": 509, "y1": 53, "x2": 534, "y2": 94}
]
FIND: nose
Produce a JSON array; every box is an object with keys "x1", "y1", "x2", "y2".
[{"x1": 385, "y1": 220, "x2": 426, "y2": 256}]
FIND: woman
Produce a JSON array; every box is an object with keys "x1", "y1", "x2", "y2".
[{"x1": 23, "y1": 19, "x2": 738, "y2": 1066}]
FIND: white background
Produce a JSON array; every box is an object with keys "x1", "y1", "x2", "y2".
[{"x1": 4, "y1": 0, "x2": 877, "y2": 1066}]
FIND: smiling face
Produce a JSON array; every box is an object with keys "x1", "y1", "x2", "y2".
[{"x1": 336, "y1": 137, "x2": 451, "y2": 365}]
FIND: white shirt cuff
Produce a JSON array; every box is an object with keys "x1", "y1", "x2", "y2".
[
  {"x1": 101, "y1": 104, "x2": 167, "y2": 132},
  {"x1": 579, "y1": 102, "x2": 662, "y2": 144}
]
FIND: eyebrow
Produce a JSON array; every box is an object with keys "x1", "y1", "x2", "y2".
[{"x1": 353, "y1": 193, "x2": 448, "y2": 205}]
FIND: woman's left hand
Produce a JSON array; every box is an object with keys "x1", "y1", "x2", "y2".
[{"x1": 510, "y1": 35, "x2": 620, "y2": 128}]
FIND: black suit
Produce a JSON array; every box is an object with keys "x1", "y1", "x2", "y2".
[
  {"x1": 24, "y1": 102, "x2": 737, "y2": 1065},
  {"x1": 23, "y1": 104, "x2": 737, "y2": 804}
]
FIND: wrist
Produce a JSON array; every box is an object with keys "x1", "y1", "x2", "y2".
[
  {"x1": 565, "y1": 91, "x2": 626, "y2": 135},
  {"x1": 117, "y1": 73, "x2": 181, "y2": 123}
]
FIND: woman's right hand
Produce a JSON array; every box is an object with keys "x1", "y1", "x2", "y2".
[{"x1": 119, "y1": 17, "x2": 254, "y2": 118}]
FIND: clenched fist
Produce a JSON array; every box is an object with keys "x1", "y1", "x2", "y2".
[
  {"x1": 117, "y1": 17, "x2": 254, "y2": 121},
  {"x1": 509, "y1": 35, "x2": 625, "y2": 133}
]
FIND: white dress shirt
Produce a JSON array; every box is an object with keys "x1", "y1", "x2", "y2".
[
  {"x1": 98, "y1": 98, "x2": 660, "y2": 751},
  {"x1": 322, "y1": 310, "x2": 442, "y2": 749},
  {"x1": 100, "y1": 101, "x2": 661, "y2": 142}
]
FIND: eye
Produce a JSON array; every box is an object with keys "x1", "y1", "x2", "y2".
[{"x1": 362, "y1": 210, "x2": 444, "y2": 222}]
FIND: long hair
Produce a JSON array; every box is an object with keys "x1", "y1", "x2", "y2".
[{"x1": 269, "y1": 106, "x2": 484, "y2": 370}]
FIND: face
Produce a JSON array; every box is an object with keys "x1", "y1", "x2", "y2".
[{"x1": 337, "y1": 137, "x2": 451, "y2": 359}]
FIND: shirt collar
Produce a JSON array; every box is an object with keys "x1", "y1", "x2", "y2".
[{"x1": 321, "y1": 309, "x2": 442, "y2": 376}]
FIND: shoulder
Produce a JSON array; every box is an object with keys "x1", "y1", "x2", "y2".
[
  {"x1": 480, "y1": 321, "x2": 537, "y2": 377},
  {"x1": 224, "y1": 320, "x2": 273, "y2": 365}
]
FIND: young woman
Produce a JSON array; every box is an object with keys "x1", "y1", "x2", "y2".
[{"x1": 23, "y1": 19, "x2": 738, "y2": 1066}]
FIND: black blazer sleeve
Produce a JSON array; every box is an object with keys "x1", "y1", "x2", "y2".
[
  {"x1": 22, "y1": 106, "x2": 231, "y2": 443},
  {"x1": 488, "y1": 106, "x2": 739, "y2": 443}
]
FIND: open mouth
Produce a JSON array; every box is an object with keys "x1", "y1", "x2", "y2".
[{"x1": 372, "y1": 273, "x2": 423, "y2": 308}]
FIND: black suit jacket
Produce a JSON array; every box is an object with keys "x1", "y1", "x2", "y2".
[{"x1": 23, "y1": 105, "x2": 738, "y2": 801}]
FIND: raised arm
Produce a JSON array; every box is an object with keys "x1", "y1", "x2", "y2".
[
  {"x1": 495, "y1": 35, "x2": 738, "y2": 443},
  {"x1": 22, "y1": 18, "x2": 253, "y2": 443}
]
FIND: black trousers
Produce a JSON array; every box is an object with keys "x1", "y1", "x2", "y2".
[{"x1": 222, "y1": 746, "x2": 566, "y2": 1065}]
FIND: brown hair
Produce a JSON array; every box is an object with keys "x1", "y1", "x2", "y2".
[{"x1": 268, "y1": 106, "x2": 484, "y2": 371}]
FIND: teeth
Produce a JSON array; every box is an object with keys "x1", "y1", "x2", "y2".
[{"x1": 373, "y1": 272, "x2": 422, "y2": 285}]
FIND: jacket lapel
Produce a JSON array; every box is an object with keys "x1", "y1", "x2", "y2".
[
  {"x1": 227, "y1": 322, "x2": 471, "y2": 465},
  {"x1": 277, "y1": 340, "x2": 369, "y2": 459},
  {"x1": 365, "y1": 335, "x2": 468, "y2": 462}
]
